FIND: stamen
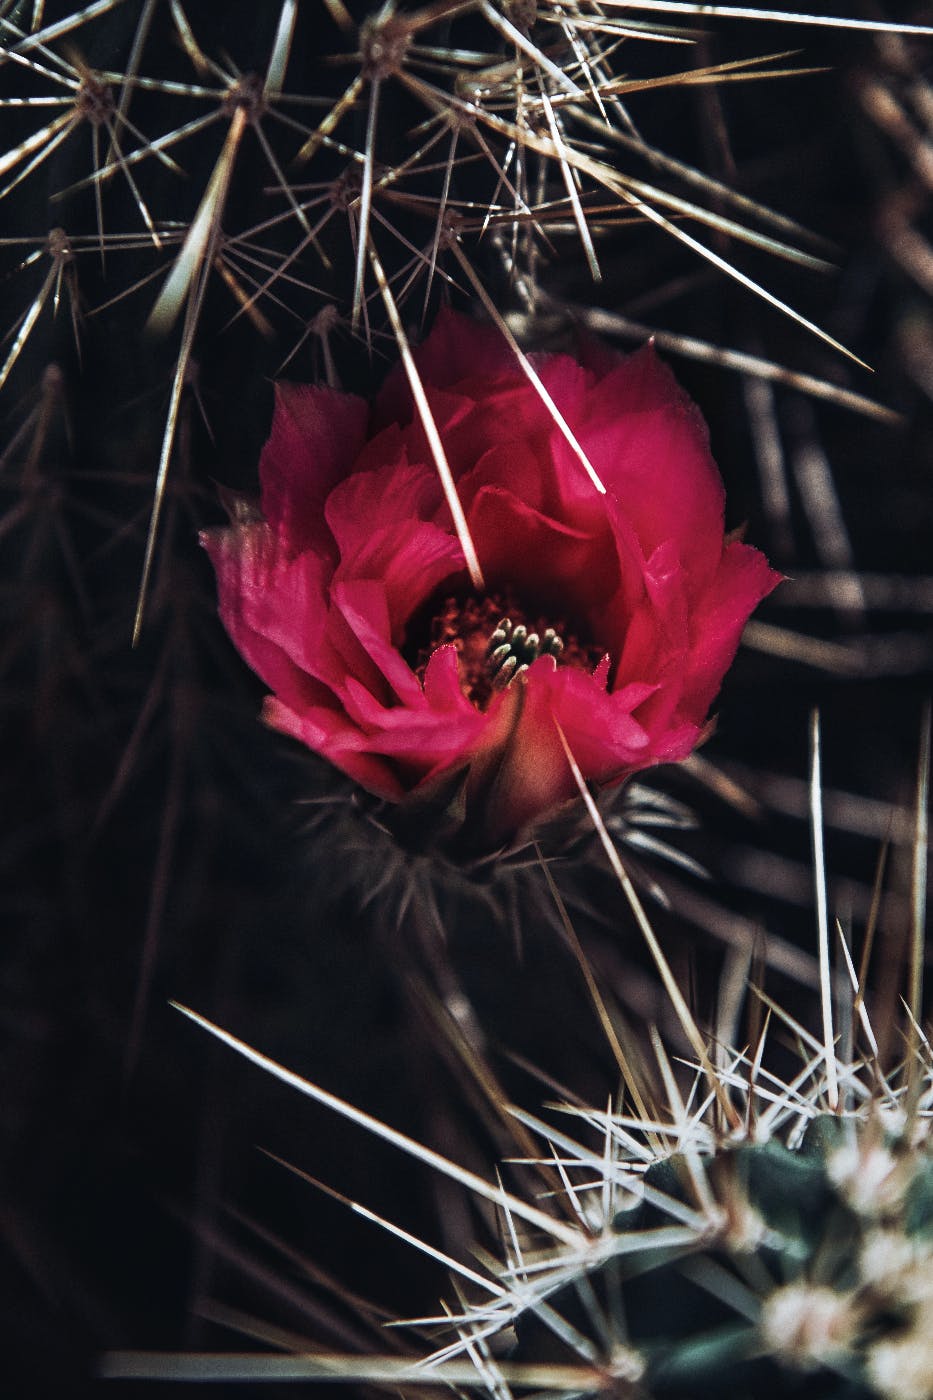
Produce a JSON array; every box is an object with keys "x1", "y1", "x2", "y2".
[
  {"x1": 485, "y1": 616, "x2": 565, "y2": 689},
  {"x1": 409, "y1": 594, "x2": 602, "y2": 709},
  {"x1": 494, "y1": 655, "x2": 519, "y2": 689}
]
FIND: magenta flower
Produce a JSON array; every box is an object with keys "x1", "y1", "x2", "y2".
[{"x1": 204, "y1": 311, "x2": 779, "y2": 850}]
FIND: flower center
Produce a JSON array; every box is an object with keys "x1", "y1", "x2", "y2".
[
  {"x1": 409, "y1": 592, "x2": 604, "y2": 710},
  {"x1": 485, "y1": 618, "x2": 564, "y2": 689}
]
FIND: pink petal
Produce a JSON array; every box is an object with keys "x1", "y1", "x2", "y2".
[
  {"x1": 680, "y1": 540, "x2": 783, "y2": 719},
  {"x1": 375, "y1": 308, "x2": 515, "y2": 426},
  {"x1": 614, "y1": 540, "x2": 687, "y2": 672},
  {"x1": 553, "y1": 344, "x2": 727, "y2": 588},
  {"x1": 455, "y1": 440, "x2": 553, "y2": 523},
  {"x1": 202, "y1": 523, "x2": 342, "y2": 695},
  {"x1": 396, "y1": 386, "x2": 480, "y2": 474},
  {"x1": 422, "y1": 644, "x2": 477, "y2": 714},
  {"x1": 355, "y1": 709, "x2": 488, "y2": 768},
  {"x1": 330, "y1": 660, "x2": 489, "y2": 788},
  {"x1": 263, "y1": 695, "x2": 404, "y2": 799},
  {"x1": 331, "y1": 579, "x2": 423, "y2": 705},
  {"x1": 467, "y1": 484, "x2": 617, "y2": 618},
  {"x1": 325, "y1": 457, "x2": 440, "y2": 553},
  {"x1": 536, "y1": 353, "x2": 592, "y2": 428},
  {"x1": 644, "y1": 720, "x2": 704, "y2": 766},
  {"x1": 325, "y1": 457, "x2": 464, "y2": 639},
  {"x1": 259, "y1": 382, "x2": 368, "y2": 554},
  {"x1": 354, "y1": 524, "x2": 464, "y2": 643}
]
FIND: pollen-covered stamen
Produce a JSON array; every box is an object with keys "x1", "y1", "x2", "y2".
[
  {"x1": 485, "y1": 617, "x2": 565, "y2": 690},
  {"x1": 408, "y1": 592, "x2": 603, "y2": 709}
]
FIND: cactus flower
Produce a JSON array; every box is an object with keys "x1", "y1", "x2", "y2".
[{"x1": 204, "y1": 310, "x2": 779, "y2": 851}]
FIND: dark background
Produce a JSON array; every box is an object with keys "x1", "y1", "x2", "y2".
[{"x1": 1, "y1": 1, "x2": 932, "y2": 1394}]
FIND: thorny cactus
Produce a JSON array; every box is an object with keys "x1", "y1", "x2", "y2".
[
  {"x1": 103, "y1": 938, "x2": 933, "y2": 1400},
  {"x1": 505, "y1": 1111, "x2": 933, "y2": 1400},
  {"x1": 5, "y1": 1, "x2": 933, "y2": 1393},
  {"x1": 2, "y1": 0, "x2": 930, "y2": 644},
  {"x1": 4, "y1": 3, "x2": 931, "y2": 974}
]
